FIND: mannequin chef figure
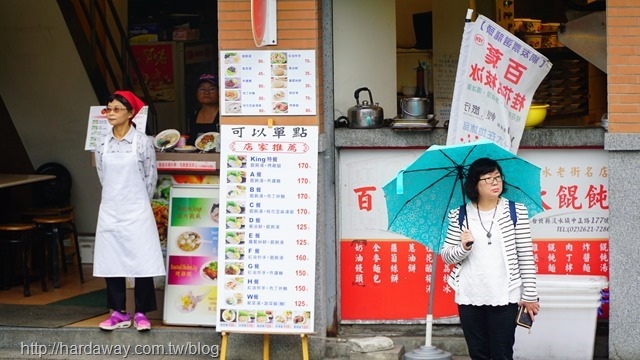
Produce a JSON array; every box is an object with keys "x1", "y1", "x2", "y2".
[{"x1": 93, "y1": 90, "x2": 165, "y2": 331}]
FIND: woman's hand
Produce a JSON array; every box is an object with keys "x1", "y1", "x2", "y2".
[
  {"x1": 461, "y1": 228, "x2": 475, "y2": 250},
  {"x1": 520, "y1": 300, "x2": 540, "y2": 322}
]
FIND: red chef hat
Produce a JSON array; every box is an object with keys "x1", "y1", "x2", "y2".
[{"x1": 114, "y1": 90, "x2": 145, "y2": 118}]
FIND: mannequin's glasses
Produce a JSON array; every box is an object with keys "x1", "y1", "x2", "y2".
[{"x1": 104, "y1": 107, "x2": 129, "y2": 113}]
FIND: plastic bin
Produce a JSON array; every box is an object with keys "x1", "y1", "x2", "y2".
[{"x1": 514, "y1": 275, "x2": 608, "y2": 360}]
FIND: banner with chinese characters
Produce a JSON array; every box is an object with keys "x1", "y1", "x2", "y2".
[
  {"x1": 163, "y1": 185, "x2": 220, "y2": 326},
  {"x1": 339, "y1": 148, "x2": 609, "y2": 321},
  {"x1": 520, "y1": 149, "x2": 609, "y2": 275},
  {"x1": 215, "y1": 125, "x2": 318, "y2": 333},
  {"x1": 219, "y1": 50, "x2": 316, "y2": 116},
  {"x1": 445, "y1": 14, "x2": 553, "y2": 153},
  {"x1": 131, "y1": 43, "x2": 175, "y2": 102}
]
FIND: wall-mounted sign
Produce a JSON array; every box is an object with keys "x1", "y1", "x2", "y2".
[{"x1": 219, "y1": 50, "x2": 316, "y2": 116}]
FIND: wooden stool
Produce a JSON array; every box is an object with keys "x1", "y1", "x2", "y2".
[
  {"x1": 0, "y1": 223, "x2": 48, "y2": 297},
  {"x1": 22, "y1": 205, "x2": 75, "y2": 219},
  {"x1": 33, "y1": 215, "x2": 84, "y2": 287},
  {"x1": 23, "y1": 206, "x2": 78, "y2": 265}
]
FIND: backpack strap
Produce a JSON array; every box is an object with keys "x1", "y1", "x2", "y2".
[
  {"x1": 458, "y1": 204, "x2": 466, "y2": 229},
  {"x1": 509, "y1": 200, "x2": 517, "y2": 227}
]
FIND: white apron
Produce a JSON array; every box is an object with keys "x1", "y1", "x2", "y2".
[{"x1": 93, "y1": 133, "x2": 165, "y2": 277}]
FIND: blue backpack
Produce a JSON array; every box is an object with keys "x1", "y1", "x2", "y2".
[{"x1": 458, "y1": 200, "x2": 517, "y2": 229}]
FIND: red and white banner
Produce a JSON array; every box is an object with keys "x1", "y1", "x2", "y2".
[{"x1": 446, "y1": 14, "x2": 553, "y2": 153}]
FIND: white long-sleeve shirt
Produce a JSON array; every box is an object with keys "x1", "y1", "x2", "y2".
[{"x1": 440, "y1": 198, "x2": 538, "y2": 303}]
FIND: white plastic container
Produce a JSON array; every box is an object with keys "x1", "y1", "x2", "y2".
[
  {"x1": 78, "y1": 236, "x2": 95, "y2": 264},
  {"x1": 514, "y1": 275, "x2": 608, "y2": 360}
]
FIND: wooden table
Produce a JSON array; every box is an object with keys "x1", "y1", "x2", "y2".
[{"x1": 0, "y1": 174, "x2": 56, "y2": 189}]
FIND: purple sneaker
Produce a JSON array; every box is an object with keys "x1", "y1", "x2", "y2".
[
  {"x1": 134, "y1": 312, "x2": 151, "y2": 331},
  {"x1": 99, "y1": 311, "x2": 131, "y2": 330}
]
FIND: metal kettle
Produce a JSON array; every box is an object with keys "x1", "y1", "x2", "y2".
[{"x1": 344, "y1": 87, "x2": 384, "y2": 128}]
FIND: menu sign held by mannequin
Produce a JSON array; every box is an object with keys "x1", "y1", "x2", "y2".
[
  {"x1": 215, "y1": 125, "x2": 318, "y2": 334},
  {"x1": 84, "y1": 105, "x2": 149, "y2": 151}
]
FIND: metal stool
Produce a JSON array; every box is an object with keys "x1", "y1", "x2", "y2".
[
  {"x1": 0, "y1": 223, "x2": 48, "y2": 297},
  {"x1": 33, "y1": 215, "x2": 84, "y2": 287}
]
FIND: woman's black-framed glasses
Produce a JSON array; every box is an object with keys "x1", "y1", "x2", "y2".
[{"x1": 479, "y1": 175, "x2": 503, "y2": 184}]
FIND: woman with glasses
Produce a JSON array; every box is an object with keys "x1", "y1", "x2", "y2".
[
  {"x1": 93, "y1": 91, "x2": 166, "y2": 332},
  {"x1": 441, "y1": 157, "x2": 539, "y2": 360},
  {"x1": 186, "y1": 74, "x2": 220, "y2": 146}
]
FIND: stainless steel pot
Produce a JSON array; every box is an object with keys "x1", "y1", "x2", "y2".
[
  {"x1": 345, "y1": 87, "x2": 384, "y2": 128},
  {"x1": 400, "y1": 97, "x2": 430, "y2": 120}
]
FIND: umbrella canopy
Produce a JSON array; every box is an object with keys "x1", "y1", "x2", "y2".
[{"x1": 383, "y1": 139, "x2": 543, "y2": 253}]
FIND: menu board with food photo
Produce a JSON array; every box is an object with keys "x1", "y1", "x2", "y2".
[
  {"x1": 219, "y1": 50, "x2": 316, "y2": 116},
  {"x1": 216, "y1": 125, "x2": 318, "y2": 334},
  {"x1": 163, "y1": 185, "x2": 220, "y2": 326}
]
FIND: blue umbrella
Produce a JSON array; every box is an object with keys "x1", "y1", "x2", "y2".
[
  {"x1": 382, "y1": 139, "x2": 542, "y2": 353},
  {"x1": 383, "y1": 139, "x2": 543, "y2": 254}
]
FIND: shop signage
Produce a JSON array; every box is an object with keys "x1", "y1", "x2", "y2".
[
  {"x1": 215, "y1": 125, "x2": 318, "y2": 333},
  {"x1": 446, "y1": 14, "x2": 552, "y2": 153},
  {"x1": 157, "y1": 160, "x2": 216, "y2": 172},
  {"x1": 130, "y1": 43, "x2": 175, "y2": 102},
  {"x1": 339, "y1": 148, "x2": 609, "y2": 321}
]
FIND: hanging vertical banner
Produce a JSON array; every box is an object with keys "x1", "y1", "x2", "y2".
[
  {"x1": 130, "y1": 43, "x2": 175, "y2": 102},
  {"x1": 446, "y1": 14, "x2": 553, "y2": 153},
  {"x1": 251, "y1": 0, "x2": 277, "y2": 47},
  {"x1": 215, "y1": 125, "x2": 318, "y2": 334}
]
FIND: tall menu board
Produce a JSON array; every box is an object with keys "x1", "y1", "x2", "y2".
[
  {"x1": 219, "y1": 50, "x2": 316, "y2": 116},
  {"x1": 215, "y1": 125, "x2": 318, "y2": 334}
]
